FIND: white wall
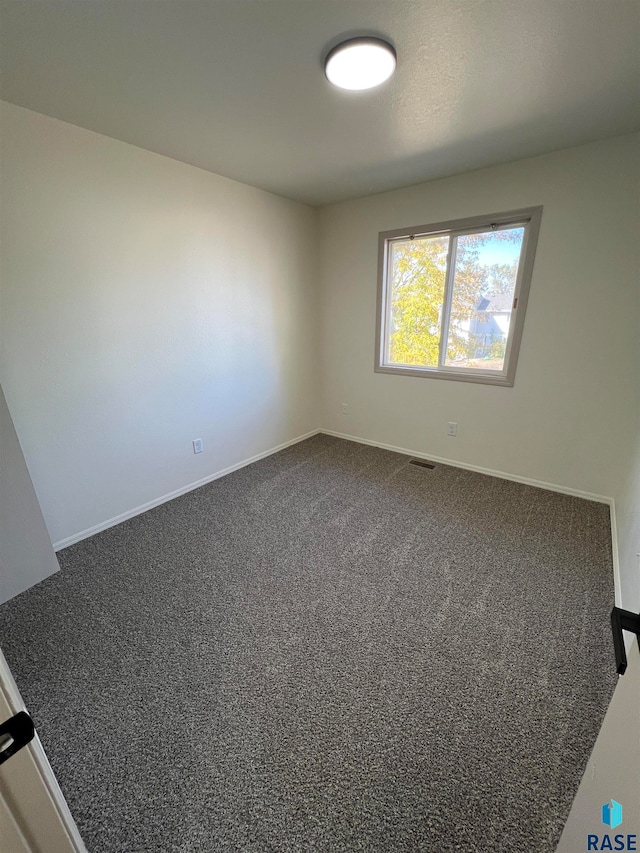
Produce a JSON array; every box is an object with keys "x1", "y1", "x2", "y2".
[
  {"x1": 0, "y1": 385, "x2": 59, "y2": 603},
  {"x1": 319, "y1": 133, "x2": 640, "y2": 602},
  {"x1": 0, "y1": 102, "x2": 319, "y2": 547}
]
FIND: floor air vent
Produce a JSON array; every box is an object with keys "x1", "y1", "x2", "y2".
[{"x1": 409, "y1": 459, "x2": 436, "y2": 469}]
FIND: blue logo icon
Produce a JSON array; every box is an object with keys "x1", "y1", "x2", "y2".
[{"x1": 602, "y1": 800, "x2": 623, "y2": 830}]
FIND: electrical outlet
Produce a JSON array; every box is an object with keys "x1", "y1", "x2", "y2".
[
  {"x1": 447, "y1": 422, "x2": 457, "y2": 437},
  {"x1": 341, "y1": 403, "x2": 348, "y2": 415},
  {"x1": 192, "y1": 438, "x2": 203, "y2": 454}
]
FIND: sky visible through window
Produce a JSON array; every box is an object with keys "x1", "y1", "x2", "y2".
[{"x1": 477, "y1": 236, "x2": 522, "y2": 267}]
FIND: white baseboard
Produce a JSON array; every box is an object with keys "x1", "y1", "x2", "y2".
[
  {"x1": 52, "y1": 423, "x2": 622, "y2": 613},
  {"x1": 320, "y1": 427, "x2": 621, "y2": 605},
  {"x1": 53, "y1": 428, "x2": 321, "y2": 551},
  {"x1": 320, "y1": 428, "x2": 613, "y2": 503}
]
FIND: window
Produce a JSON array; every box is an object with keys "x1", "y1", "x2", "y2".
[{"x1": 375, "y1": 207, "x2": 542, "y2": 386}]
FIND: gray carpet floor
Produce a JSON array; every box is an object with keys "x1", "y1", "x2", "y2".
[{"x1": 0, "y1": 434, "x2": 617, "y2": 852}]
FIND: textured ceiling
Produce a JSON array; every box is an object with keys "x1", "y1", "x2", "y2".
[{"x1": 1, "y1": 0, "x2": 639, "y2": 206}]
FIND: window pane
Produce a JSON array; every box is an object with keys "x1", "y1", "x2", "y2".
[
  {"x1": 444, "y1": 227, "x2": 525, "y2": 371},
  {"x1": 387, "y1": 235, "x2": 449, "y2": 367}
]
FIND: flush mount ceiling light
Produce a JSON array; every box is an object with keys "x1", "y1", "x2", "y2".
[{"x1": 324, "y1": 37, "x2": 396, "y2": 91}]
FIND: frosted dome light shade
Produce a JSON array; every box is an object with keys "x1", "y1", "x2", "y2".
[{"x1": 325, "y1": 38, "x2": 396, "y2": 91}]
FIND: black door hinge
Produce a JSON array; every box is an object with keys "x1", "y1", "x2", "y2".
[
  {"x1": 610, "y1": 607, "x2": 640, "y2": 675},
  {"x1": 0, "y1": 710, "x2": 35, "y2": 766}
]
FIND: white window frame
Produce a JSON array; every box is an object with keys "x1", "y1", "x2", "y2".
[{"x1": 375, "y1": 206, "x2": 543, "y2": 387}]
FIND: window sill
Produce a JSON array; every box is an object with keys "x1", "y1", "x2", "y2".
[{"x1": 374, "y1": 364, "x2": 514, "y2": 387}]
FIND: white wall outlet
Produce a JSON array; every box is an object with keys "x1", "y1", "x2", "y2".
[
  {"x1": 447, "y1": 422, "x2": 458, "y2": 437},
  {"x1": 192, "y1": 438, "x2": 203, "y2": 454},
  {"x1": 341, "y1": 403, "x2": 348, "y2": 415}
]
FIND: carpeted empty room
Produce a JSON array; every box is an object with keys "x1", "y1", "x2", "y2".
[
  {"x1": 0, "y1": 435, "x2": 617, "y2": 852},
  {"x1": 2, "y1": 4, "x2": 640, "y2": 850}
]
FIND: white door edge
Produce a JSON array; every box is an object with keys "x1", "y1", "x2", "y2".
[{"x1": 0, "y1": 646, "x2": 87, "y2": 853}]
